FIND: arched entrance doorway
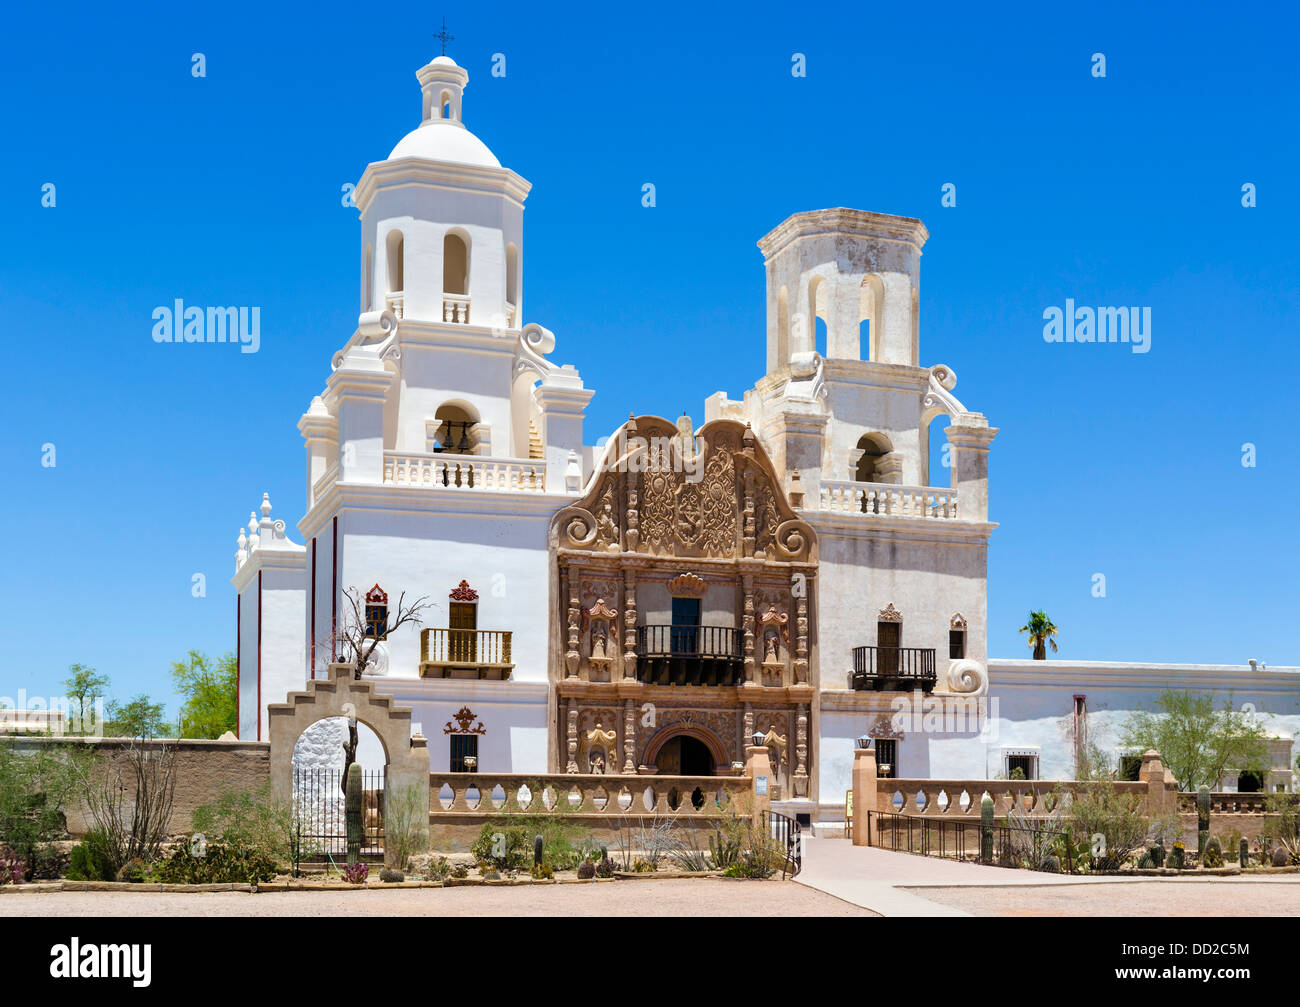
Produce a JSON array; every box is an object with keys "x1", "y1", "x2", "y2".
[{"x1": 655, "y1": 734, "x2": 715, "y2": 776}]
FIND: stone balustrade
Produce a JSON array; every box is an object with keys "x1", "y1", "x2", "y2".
[
  {"x1": 383, "y1": 451, "x2": 546, "y2": 492},
  {"x1": 430, "y1": 772, "x2": 750, "y2": 819},
  {"x1": 1177, "y1": 791, "x2": 1273, "y2": 815},
  {"x1": 879, "y1": 778, "x2": 1148, "y2": 818},
  {"x1": 443, "y1": 294, "x2": 470, "y2": 323},
  {"x1": 818, "y1": 480, "x2": 959, "y2": 519}
]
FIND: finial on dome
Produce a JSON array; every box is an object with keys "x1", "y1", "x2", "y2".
[
  {"x1": 434, "y1": 16, "x2": 454, "y2": 56},
  {"x1": 260, "y1": 492, "x2": 273, "y2": 519}
]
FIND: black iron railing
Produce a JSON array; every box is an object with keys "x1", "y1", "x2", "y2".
[
  {"x1": 635, "y1": 625, "x2": 743, "y2": 686},
  {"x1": 868, "y1": 811, "x2": 1074, "y2": 872},
  {"x1": 763, "y1": 809, "x2": 802, "y2": 878},
  {"x1": 851, "y1": 646, "x2": 937, "y2": 689},
  {"x1": 292, "y1": 767, "x2": 384, "y2": 864}
]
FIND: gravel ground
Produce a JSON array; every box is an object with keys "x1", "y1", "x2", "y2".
[
  {"x1": 908, "y1": 881, "x2": 1300, "y2": 917},
  {"x1": 0, "y1": 879, "x2": 874, "y2": 917}
]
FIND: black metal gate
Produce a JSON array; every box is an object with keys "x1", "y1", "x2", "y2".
[{"x1": 292, "y1": 767, "x2": 385, "y2": 860}]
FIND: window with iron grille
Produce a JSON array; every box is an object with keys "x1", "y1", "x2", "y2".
[
  {"x1": 450, "y1": 734, "x2": 478, "y2": 772},
  {"x1": 874, "y1": 739, "x2": 898, "y2": 779},
  {"x1": 1006, "y1": 754, "x2": 1037, "y2": 780},
  {"x1": 949, "y1": 629, "x2": 965, "y2": 660}
]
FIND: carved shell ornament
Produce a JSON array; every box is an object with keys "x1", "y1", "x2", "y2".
[
  {"x1": 759, "y1": 607, "x2": 790, "y2": 643},
  {"x1": 668, "y1": 572, "x2": 707, "y2": 598},
  {"x1": 943, "y1": 660, "x2": 988, "y2": 696},
  {"x1": 878, "y1": 603, "x2": 903, "y2": 623}
]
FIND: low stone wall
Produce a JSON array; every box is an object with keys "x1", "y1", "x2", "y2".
[
  {"x1": 428, "y1": 772, "x2": 753, "y2": 852},
  {"x1": 4, "y1": 736, "x2": 271, "y2": 837}
]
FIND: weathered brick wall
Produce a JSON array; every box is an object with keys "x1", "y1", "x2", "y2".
[{"x1": 4, "y1": 737, "x2": 271, "y2": 837}]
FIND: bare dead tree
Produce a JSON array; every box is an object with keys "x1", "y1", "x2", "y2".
[
  {"x1": 326, "y1": 587, "x2": 434, "y2": 681},
  {"x1": 79, "y1": 736, "x2": 178, "y2": 868},
  {"x1": 324, "y1": 586, "x2": 433, "y2": 785}
]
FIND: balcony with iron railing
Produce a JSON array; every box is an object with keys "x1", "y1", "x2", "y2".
[
  {"x1": 420, "y1": 628, "x2": 513, "y2": 680},
  {"x1": 819, "y1": 480, "x2": 959, "y2": 520},
  {"x1": 851, "y1": 646, "x2": 937, "y2": 691},
  {"x1": 635, "y1": 625, "x2": 743, "y2": 687},
  {"x1": 383, "y1": 451, "x2": 546, "y2": 492}
]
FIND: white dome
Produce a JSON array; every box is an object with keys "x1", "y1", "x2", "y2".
[{"x1": 388, "y1": 120, "x2": 500, "y2": 168}]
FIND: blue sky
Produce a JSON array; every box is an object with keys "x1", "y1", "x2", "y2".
[{"x1": 2, "y1": 0, "x2": 1297, "y2": 714}]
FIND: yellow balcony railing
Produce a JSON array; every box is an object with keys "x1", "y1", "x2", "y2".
[{"x1": 420, "y1": 628, "x2": 513, "y2": 679}]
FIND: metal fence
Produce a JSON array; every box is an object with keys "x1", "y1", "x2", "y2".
[
  {"x1": 868, "y1": 811, "x2": 1073, "y2": 871},
  {"x1": 292, "y1": 767, "x2": 385, "y2": 860},
  {"x1": 762, "y1": 809, "x2": 802, "y2": 878}
]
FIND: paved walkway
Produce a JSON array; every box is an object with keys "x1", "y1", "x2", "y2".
[
  {"x1": 796, "y1": 838, "x2": 1300, "y2": 916},
  {"x1": 0, "y1": 877, "x2": 873, "y2": 918}
]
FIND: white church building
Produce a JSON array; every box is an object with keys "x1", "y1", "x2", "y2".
[{"x1": 230, "y1": 51, "x2": 1299, "y2": 823}]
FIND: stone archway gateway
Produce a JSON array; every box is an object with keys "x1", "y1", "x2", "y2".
[{"x1": 267, "y1": 664, "x2": 429, "y2": 809}]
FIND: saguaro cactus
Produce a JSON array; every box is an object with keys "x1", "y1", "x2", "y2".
[
  {"x1": 346, "y1": 762, "x2": 363, "y2": 866},
  {"x1": 1197, "y1": 786, "x2": 1211, "y2": 858},
  {"x1": 980, "y1": 794, "x2": 994, "y2": 863}
]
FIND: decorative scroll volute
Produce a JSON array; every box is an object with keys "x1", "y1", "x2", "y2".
[{"x1": 549, "y1": 416, "x2": 816, "y2": 565}]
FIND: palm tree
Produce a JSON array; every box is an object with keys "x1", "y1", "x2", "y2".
[{"x1": 1019, "y1": 610, "x2": 1059, "y2": 660}]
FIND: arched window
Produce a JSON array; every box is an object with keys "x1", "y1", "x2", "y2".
[
  {"x1": 854, "y1": 433, "x2": 892, "y2": 482},
  {"x1": 386, "y1": 230, "x2": 404, "y2": 293},
  {"x1": 505, "y1": 243, "x2": 519, "y2": 316},
  {"x1": 776, "y1": 285, "x2": 790, "y2": 366},
  {"x1": 431, "y1": 403, "x2": 479, "y2": 455},
  {"x1": 364, "y1": 243, "x2": 373, "y2": 310},
  {"x1": 440, "y1": 90, "x2": 453, "y2": 120},
  {"x1": 808, "y1": 275, "x2": 825, "y2": 356},
  {"x1": 444, "y1": 232, "x2": 469, "y2": 296}
]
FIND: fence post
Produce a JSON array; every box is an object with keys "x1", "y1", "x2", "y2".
[
  {"x1": 745, "y1": 744, "x2": 773, "y2": 822},
  {"x1": 980, "y1": 794, "x2": 994, "y2": 863},
  {"x1": 1139, "y1": 749, "x2": 1178, "y2": 820},
  {"x1": 851, "y1": 745, "x2": 877, "y2": 847}
]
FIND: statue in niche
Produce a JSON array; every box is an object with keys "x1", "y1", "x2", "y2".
[{"x1": 582, "y1": 721, "x2": 616, "y2": 775}]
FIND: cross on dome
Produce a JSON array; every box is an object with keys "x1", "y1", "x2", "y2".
[{"x1": 434, "y1": 16, "x2": 454, "y2": 56}]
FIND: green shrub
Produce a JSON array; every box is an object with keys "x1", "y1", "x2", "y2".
[
  {"x1": 191, "y1": 786, "x2": 294, "y2": 870},
  {"x1": 66, "y1": 828, "x2": 118, "y2": 882},
  {"x1": 115, "y1": 858, "x2": 149, "y2": 883},
  {"x1": 0, "y1": 743, "x2": 86, "y2": 879},
  {"x1": 152, "y1": 835, "x2": 279, "y2": 884},
  {"x1": 469, "y1": 824, "x2": 532, "y2": 871},
  {"x1": 379, "y1": 868, "x2": 404, "y2": 883}
]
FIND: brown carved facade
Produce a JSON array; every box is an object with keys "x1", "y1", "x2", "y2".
[{"x1": 549, "y1": 416, "x2": 817, "y2": 798}]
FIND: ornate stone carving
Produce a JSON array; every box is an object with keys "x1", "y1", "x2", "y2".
[
  {"x1": 596, "y1": 482, "x2": 620, "y2": 551},
  {"x1": 878, "y1": 602, "x2": 903, "y2": 623},
  {"x1": 667, "y1": 572, "x2": 707, "y2": 598},
  {"x1": 579, "y1": 720, "x2": 618, "y2": 774},
  {"x1": 950, "y1": 612, "x2": 967, "y2": 630},
  {"x1": 565, "y1": 700, "x2": 579, "y2": 773},
  {"x1": 623, "y1": 699, "x2": 636, "y2": 773},
  {"x1": 443, "y1": 706, "x2": 486, "y2": 735},
  {"x1": 793, "y1": 705, "x2": 809, "y2": 798},
  {"x1": 449, "y1": 580, "x2": 479, "y2": 601}
]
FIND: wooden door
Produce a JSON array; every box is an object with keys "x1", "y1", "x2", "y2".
[
  {"x1": 450, "y1": 602, "x2": 477, "y2": 662},
  {"x1": 877, "y1": 621, "x2": 900, "y2": 675}
]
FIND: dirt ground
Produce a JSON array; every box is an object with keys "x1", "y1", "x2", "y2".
[
  {"x1": 908, "y1": 881, "x2": 1300, "y2": 917},
  {"x1": 0, "y1": 878, "x2": 875, "y2": 917}
]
